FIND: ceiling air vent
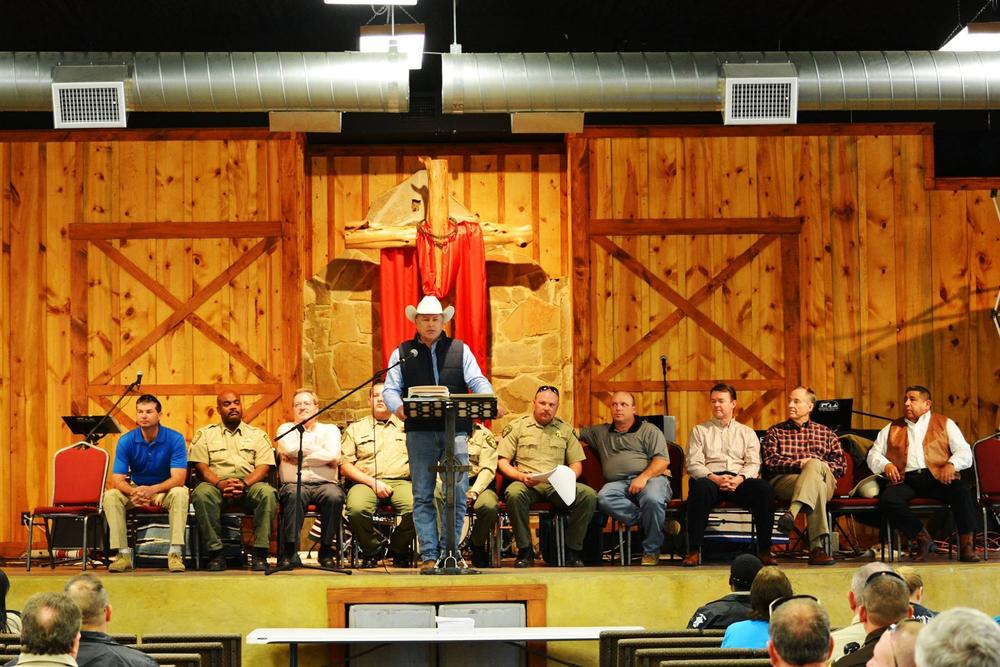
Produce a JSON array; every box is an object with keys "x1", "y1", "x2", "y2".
[
  {"x1": 50, "y1": 64, "x2": 129, "y2": 129},
  {"x1": 722, "y1": 63, "x2": 798, "y2": 125},
  {"x1": 52, "y1": 82, "x2": 126, "y2": 128}
]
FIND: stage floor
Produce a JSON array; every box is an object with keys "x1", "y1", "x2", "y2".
[{"x1": 5, "y1": 553, "x2": 1000, "y2": 667}]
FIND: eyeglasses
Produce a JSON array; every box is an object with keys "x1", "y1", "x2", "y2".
[
  {"x1": 536, "y1": 385, "x2": 560, "y2": 396},
  {"x1": 865, "y1": 570, "x2": 906, "y2": 586},
  {"x1": 768, "y1": 594, "x2": 819, "y2": 617}
]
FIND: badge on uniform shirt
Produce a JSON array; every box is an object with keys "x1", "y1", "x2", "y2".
[{"x1": 501, "y1": 423, "x2": 514, "y2": 438}]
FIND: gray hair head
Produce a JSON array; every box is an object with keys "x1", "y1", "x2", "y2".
[
  {"x1": 915, "y1": 607, "x2": 1000, "y2": 667},
  {"x1": 64, "y1": 573, "x2": 109, "y2": 626},
  {"x1": 850, "y1": 561, "x2": 892, "y2": 607}
]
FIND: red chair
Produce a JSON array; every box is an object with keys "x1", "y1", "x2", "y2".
[
  {"x1": 826, "y1": 453, "x2": 887, "y2": 559},
  {"x1": 973, "y1": 435, "x2": 1000, "y2": 561},
  {"x1": 26, "y1": 441, "x2": 109, "y2": 571}
]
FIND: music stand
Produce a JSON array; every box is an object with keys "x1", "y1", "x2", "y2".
[
  {"x1": 404, "y1": 393, "x2": 497, "y2": 575},
  {"x1": 62, "y1": 415, "x2": 121, "y2": 444}
]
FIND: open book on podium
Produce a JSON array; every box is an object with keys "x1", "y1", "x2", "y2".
[{"x1": 403, "y1": 386, "x2": 498, "y2": 421}]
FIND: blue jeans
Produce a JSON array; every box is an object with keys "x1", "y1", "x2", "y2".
[
  {"x1": 406, "y1": 430, "x2": 469, "y2": 562},
  {"x1": 597, "y1": 476, "x2": 672, "y2": 556}
]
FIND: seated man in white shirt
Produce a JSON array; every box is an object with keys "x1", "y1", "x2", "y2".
[
  {"x1": 867, "y1": 385, "x2": 978, "y2": 562},
  {"x1": 275, "y1": 388, "x2": 344, "y2": 568},
  {"x1": 683, "y1": 383, "x2": 776, "y2": 566}
]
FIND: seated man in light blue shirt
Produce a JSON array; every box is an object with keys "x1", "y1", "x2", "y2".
[{"x1": 382, "y1": 295, "x2": 498, "y2": 573}]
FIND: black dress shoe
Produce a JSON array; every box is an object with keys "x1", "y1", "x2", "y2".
[
  {"x1": 206, "y1": 555, "x2": 227, "y2": 572},
  {"x1": 359, "y1": 553, "x2": 380, "y2": 568},
  {"x1": 317, "y1": 547, "x2": 337, "y2": 568},
  {"x1": 391, "y1": 552, "x2": 414, "y2": 568},
  {"x1": 564, "y1": 548, "x2": 585, "y2": 567},
  {"x1": 514, "y1": 548, "x2": 535, "y2": 568},
  {"x1": 250, "y1": 554, "x2": 268, "y2": 571}
]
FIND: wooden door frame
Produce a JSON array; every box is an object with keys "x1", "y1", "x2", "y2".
[{"x1": 568, "y1": 134, "x2": 802, "y2": 426}]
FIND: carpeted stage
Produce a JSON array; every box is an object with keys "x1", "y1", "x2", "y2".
[{"x1": 6, "y1": 557, "x2": 1000, "y2": 666}]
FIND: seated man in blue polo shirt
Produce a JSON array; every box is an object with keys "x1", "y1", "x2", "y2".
[{"x1": 103, "y1": 394, "x2": 189, "y2": 573}]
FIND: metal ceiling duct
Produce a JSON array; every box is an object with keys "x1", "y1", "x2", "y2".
[
  {"x1": 441, "y1": 51, "x2": 1000, "y2": 113},
  {"x1": 0, "y1": 52, "x2": 410, "y2": 113}
]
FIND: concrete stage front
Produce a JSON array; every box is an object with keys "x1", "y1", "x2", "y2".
[{"x1": 6, "y1": 559, "x2": 1000, "y2": 666}]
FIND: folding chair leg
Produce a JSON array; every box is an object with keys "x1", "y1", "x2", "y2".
[
  {"x1": 984, "y1": 507, "x2": 989, "y2": 561},
  {"x1": 81, "y1": 516, "x2": 89, "y2": 571},
  {"x1": 26, "y1": 517, "x2": 34, "y2": 572},
  {"x1": 555, "y1": 516, "x2": 566, "y2": 567}
]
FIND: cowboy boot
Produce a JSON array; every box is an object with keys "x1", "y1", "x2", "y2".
[{"x1": 959, "y1": 533, "x2": 980, "y2": 562}]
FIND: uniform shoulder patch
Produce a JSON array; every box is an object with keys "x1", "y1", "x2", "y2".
[{"x1": 501, "y1": 423, "x2": 514, "y2": 438}]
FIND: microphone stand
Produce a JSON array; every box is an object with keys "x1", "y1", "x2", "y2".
[
  {"x1": 82, "y1": 376, "x2": 141, "y2": 445},
  {"x1": 265, "y1": 355, "x2": 412, "y2": 576}
]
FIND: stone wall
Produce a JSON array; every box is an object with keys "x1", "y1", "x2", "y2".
[{"x1": 302, "y1": 257, "x2": 574, "y2": 430}]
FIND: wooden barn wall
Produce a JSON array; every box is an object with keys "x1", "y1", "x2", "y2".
[
  {"x1": 0, "y1": 131, "x2": 303, "y2": 545},
  {"x1": 574, "y1": 126, "x2": 1000, "y2": 441}
]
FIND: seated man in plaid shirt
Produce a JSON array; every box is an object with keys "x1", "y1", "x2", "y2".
[{"x1": 762, "y1": 386, "x2": 846, "y2": 566}]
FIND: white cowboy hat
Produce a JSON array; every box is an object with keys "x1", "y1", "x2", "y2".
[
  {"x1": 850, "y1": 473, "x2": 883, "y2": 498},
  {"x1": 405, "y1": 295, "x2": 455, "y2": 324}
]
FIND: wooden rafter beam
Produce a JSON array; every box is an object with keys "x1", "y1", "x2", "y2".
[
  {"x1": 591, "y1": 236, "x2": 782, "y2": 380},
  {"x1": 91, "y1": 237, "x2": 279, "y2": 385},
  {"x1": 589, "y1": 217, "x2": 802, "y2": 236},
  {"x1": 91, "y1": 240, "x2": 280, "y2": 385},
  {"x1": 737, "y1": 389, "x2": 784, "y2": 424},
  {"x1": 595, "y1": 234, "x2": 778, "y2": 382},
  {"x1": 592, "y1": 379, "x2": 786, "y2": 393},
  {"x1": 68, "y1": 221, "x2": 282, "y2": 241},
  {"x1": 88, "y1": 383, "x2": 282, "y2": 397}
]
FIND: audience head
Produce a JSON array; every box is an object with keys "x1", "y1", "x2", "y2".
[
  {"x1": 20, "y1": 592, "x2": 81, "y2": 657},
  {"x1": 859, "y1": 570, "x2": 911, "y2": 631},
  {"x1": 902, "y1": 386, "x2": 932, "y2": 422},
  {"x1": 370, "y1": 383, "x2": 390, "y2": 419},
  {"x1": 709, "y1": 383, "x2": 739, "y2": 422},
  {"x1": 291, "y1": 388, "x2": 320, "y2": 424},
  {"x1": 532, "y1": 386, "x2": 560, "y2": 426},
  {"x1": 768, "y1": 597, "x2": 832, "y2": 667},
  {"x1": 609, "y1": 391, "x2": 637, "y2": 429},
  {"x1": 748, "y1": 566, "x2": 793, "y2": 621},
  {"x1": 788, "y1": 386, "x2": 817, "y2": 423},
  {"x1": 849, "y1": 562, "x2": 893, "y2": 611},
  {"x1": 64, "y1": 573, "x2": 111, "y2": 631},
  {"x1": 0, "y1": 568, "x2": 11, "y2": 633},
  {"x1": 915, "y1": 607, "x2": 1000, "y2": 667},
  {"x1": 728, "y1": 553, "x2": 764, "y2": 592},
  {"x1": 216, "y1": 391, "x2": 243, "y2": 429},
  {"x1": 895, "y1": 566, "x2": 924, "y2": 603},
  {"x1": 869, "y1": 619, "x2": 923, "y2": 667}
]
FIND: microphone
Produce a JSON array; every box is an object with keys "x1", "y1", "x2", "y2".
[
  {"x1": 660, "y1": 355, "x2": 667, "y2": 370},
  {"x1": 134, "y1": 370, "x2": 143, "y2": 389},
  {"x1": 400, "y1": 349, "x2": 419, "y2": 363}
]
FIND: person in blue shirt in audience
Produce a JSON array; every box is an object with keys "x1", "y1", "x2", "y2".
[{"x1": 721, "y1": 566, "x2": 793, "y2": 649}]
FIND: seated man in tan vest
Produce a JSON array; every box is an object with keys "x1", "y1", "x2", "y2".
[{"x1": 867, "y1": 385, "x2": 979, "y2": 562}]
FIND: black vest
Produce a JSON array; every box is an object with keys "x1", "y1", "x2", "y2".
[{"x1": 399, "y1": 334, "x2": 471, "y2": 433}]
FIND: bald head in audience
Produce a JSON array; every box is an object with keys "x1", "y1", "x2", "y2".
[{"x1": 768, "y1": 597, "x2": 833, "y2": 667}]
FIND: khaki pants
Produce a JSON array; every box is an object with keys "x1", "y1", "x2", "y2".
[
  {"x1": 769, "y1": 458, "x2": 836, "y2": 549},
  {"x1": 103, "y1": 486, "x2": 190, "y2": 550}
]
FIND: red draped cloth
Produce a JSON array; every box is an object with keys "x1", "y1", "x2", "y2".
[{"x1": 378, "y1": 221, "x2": 488, "y2": 372}]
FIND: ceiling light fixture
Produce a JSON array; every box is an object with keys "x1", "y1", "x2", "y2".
[
  {"x1": 360, "y1": 22, "x2": 425, "y2": 70},
  {"x1": 325, "y1": 0, "x2": 417, "y2": 5},
  {"x1": 940, "y1": 22, "x2": 1000, "y2": 51}
]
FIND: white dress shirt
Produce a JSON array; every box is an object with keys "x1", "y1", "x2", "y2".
[
  {"x1": 867, "y1": 411, "x2": 971, "y2": 474},
  {"x1": 275, "y1": 421, "x2": 342, "y2": 484},
  {"x1": 686, "y1": 418, "x2": 761, "y2": 479}
]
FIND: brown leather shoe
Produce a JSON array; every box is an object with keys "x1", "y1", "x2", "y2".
[
  {"x1": 681, "y1": 550, "x2": 700, "y2": 567},
  {"x1": 808, "y1": 547, "x2": 835, "y2": 566},
  {"x1": 959, "y1": 533, "x2": 981, "y2": 562},
  {"x1": 911, "y1": 529, "x2": 933, "y2": 562},
  {"x1": 758, "y1": 550, "x2": 778, "y2": 566}
]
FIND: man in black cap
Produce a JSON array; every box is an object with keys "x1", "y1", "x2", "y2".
[{"x1": 686, "y1": 554, "x2": 763, "y2": 629}]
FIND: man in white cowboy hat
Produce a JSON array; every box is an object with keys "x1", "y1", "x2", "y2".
[{"x1": 382, "y1": 295, "x2": 496, "y2": 573}]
